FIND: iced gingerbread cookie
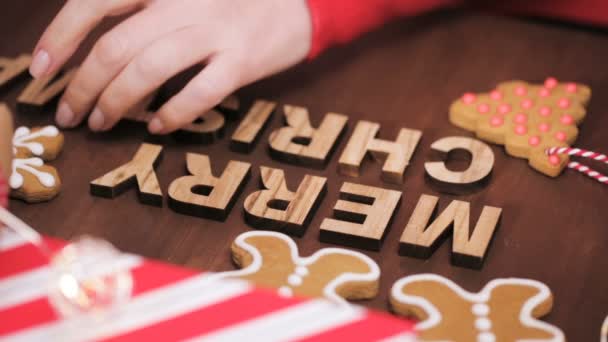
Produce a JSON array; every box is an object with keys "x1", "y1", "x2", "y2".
[
  {"x1": 450, "y1": 77, "x2": 591, "y2": 177},
  {"x1": 390, "y1": 274, "x2": 564, "y2": 341},
  {"x1": 0, "y1": 105, "x2": 12, "y2": 207},
  {"x1": 10, "y1": 126, "x2": 64, "y2": 203},
  {"x1": 215, "y1": 231, "x2": 380, "y2": 304}
]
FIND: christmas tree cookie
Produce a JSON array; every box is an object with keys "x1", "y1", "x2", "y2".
[{"x1": 450, "y1": 77, "x2": 591, "y2": 177}]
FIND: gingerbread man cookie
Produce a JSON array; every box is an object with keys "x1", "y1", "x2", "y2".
[
  {"x1": 0, "y1": 105, "x2": 12, "y2": 208},
  {"x1": 450, "y1": 77, "x2": 591, "y2": 177},
  {"x1": 214, "y1": 231, "x2": 380, "y2": 304},
  {"x1": 10, "y1": 126, "x2": 64, "y2": 203},
  {"x1": 390, "y1": 274, "x2": 564, "y2": 341}
]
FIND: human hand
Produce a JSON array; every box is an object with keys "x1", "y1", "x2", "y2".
[{"x1": 30, "y1": 0, "x2": 312, "y2": 134}]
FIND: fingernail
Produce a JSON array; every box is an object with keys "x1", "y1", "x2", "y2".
[
  {"x1": 148, "y1": 118, "x2": 164, "y2": 134},
  {"x1": 56, "y1": 102, "x2": 74, "y2": 128},
  {"x1": 30, "y1": 50, "x2": 51, "y2": 78},
  {"x1": 89, "y1": 108, "x2": 105, "y2": 131}
]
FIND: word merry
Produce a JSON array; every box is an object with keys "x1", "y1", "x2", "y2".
[{"x1": 91, "y1": 142, "x2": 501, "y2": 269}]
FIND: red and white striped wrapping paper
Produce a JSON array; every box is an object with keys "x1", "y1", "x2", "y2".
[{"x1": 0, "y1": 230, "x2": 416, "y2": 342}]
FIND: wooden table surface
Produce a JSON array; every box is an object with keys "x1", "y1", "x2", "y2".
[{"x1": 3, "y1": 2, "x2": 608, "y2": 340}]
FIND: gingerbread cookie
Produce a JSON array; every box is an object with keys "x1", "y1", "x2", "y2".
[
  {"x1": 10, "y1": 126, "x2": 64, "y2": 203},
  {"x1": 0, "y1": 105, "x2": 12, "y2": 207},
  {"x1": 390, "y1": 274, "x2": 564, "y2": 341},
  {"x1": 214, "y1": 231, "x2": 380, "y2": 304},
  {"x1": 450, "y1": 77, "x2": 591, "y2": 177}
]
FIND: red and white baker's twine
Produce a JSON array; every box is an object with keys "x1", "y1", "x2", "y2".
[{"x1": 546, "y1": 147, "x2": 608, "y2": 185}]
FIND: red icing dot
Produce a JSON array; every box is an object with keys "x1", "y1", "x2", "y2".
[
  {"x1": 555, "y1": 131, "x2": 567, "y2": 142},
  {"x1": 498, "y1": 103, "x2": 512, "y2": 114},
  {"x1": 528, "y1": 136, "x2": 541, "y2": 146},
  {"x1": 490, "y1": 116, "x2": 504, "y2": 127},
  {"x1": 514, "y1": 113, "x2": 528, "y2": 124},
  {"x1": 539, "y1": 88, "x2": 551, "y2": 97},
  {"x1": 462, "y1": 93, "x2": 476, "y2": 104},
  {"x1": 560, "y1": 114, "x2": 574, "y2": 125},
  {"x1": 566, "y1": 83, "x2": 578, "y2": 93},
  {"x1": 490, "y1": 90, "x2": 502, "y2": 100},
  {"x1": 477, "y1": 103, "x2": 490, "y2": 114},
  {"x1": 521, "y1": 99, "x2": 534, "y2": 109},
  {"x1": 538, "y1": 123, "x2": 551, "y2": 132},
  {"x1": 539, "y1": 106, "x2": 552, "y2": 117},
  {"x1": 544, "y1": 77, "x2": 558, "y2": 89},
  {"x1": 515, "y1": 125, "x2": 528, "y2": 135},
  {"x1": 557, "y1": 98, "x2": 570, "y2": 109},
  {"x1": 548, "y1": 155, "x2": 561, "y2": 166},
  {"x1": 515, "y1": 86, "x2": 527, "y2": 96}
]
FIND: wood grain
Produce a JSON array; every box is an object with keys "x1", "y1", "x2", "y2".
[
  {"x1": 230, "y1": 99, "x2": 277, "y2": 153},
  {"x1": 425, "y1": 136, "x2": 495, "y2": 193},
  {"x1": 320, "y1": 182, "x2": 402, "y2": 251},
  {"x1": 268, "y1": 105, "x2": 347, "y2": 167},
  {"x1": 17, "y1": 67, "x2": 76, "y2": 114},
  {"x1": 90, "y1": 143, "x2": 164, "y2": 206},
  {"x1": 338, "y1": 120, "x2": 422, "y2": 183},
  {"x1": 168, "y1": 153, "x2": 251, "y2": 220},
  {"x1": 243, "y1": 166, "x2": 326, "y2": 236},
  {"x1": 0, "y1": 54, "x2": 31, "y2": 90},
  {"x1": 399, "y1": 194, "x2": 502, "y2": 269}
]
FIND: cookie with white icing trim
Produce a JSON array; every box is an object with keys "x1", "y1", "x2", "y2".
[
  {"x1": 450, "y1": 77, "x2": 591, "y2": 177},
  {"x1": 215, "y1": 231, "x2": 380, "y2": 304},
  {"x1": 390, "y1": 273, "x2": 564, "y2": 341},
  {"x1": 10, "y1": 126, "x2": 64, "y2": 203}
]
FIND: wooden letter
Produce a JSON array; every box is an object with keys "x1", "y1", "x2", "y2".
[
  {"x1": 320, "y1": 182, "x2": 401, "y2": 251},
  {"x1": 230, "y1": 99, "x2": 276, "y2": 153},
  {"x1": 0, "y1": 54, "x2": 32, "y2": 90},
  {"x1": 399, "y1": 194, "x2": 502, "y2": 269},
  {"x1": 243, "y1": 166, "x2": 326, "y2": 236},
  {"x1": 17, "y1": 68, "x2": 77, "y2": 114},
  {"x1": 268, "y1": 105, "x2": 347, "y2": 167},
  {"x1": 168, "y1": 154, "x2": 250, "y2": 220},
  {"x1": 425, "y1": 136, "x2": 494, "y2": 193},
  {"x1": 338, "y1": 121, "x2": 422, "y2": 184},
  {"x1": 124, "y1": 95, "x2": 239, "y2": 143},
  {"x1": 90, "y1": 143, "x2": 163, "y2": 206}
]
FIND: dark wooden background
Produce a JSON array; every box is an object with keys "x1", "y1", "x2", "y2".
[{"x1": 2, "y1": 1, "x2": 607, "y2": 340}]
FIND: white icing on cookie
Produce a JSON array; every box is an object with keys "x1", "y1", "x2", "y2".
[
  {"x1": 12, "y1": 126, "x2": 59, "y2": 157},
  {"x1": 390, "y1": 273, "x2": 565, "y2": 341},
  {"x1": 475, "y1": 317, "x2": 492, "y2": 331},
  {"x1": 10, "y1": 158, "x2": 56, "y2": 189},
  {"x1": 277, "y1": 286, "x2": 293, "y2": 298},
  {"x1": 472, "y1": 303, "x2": 490, "y2": 316},
  {"x1": 211, "y1": 231, "x2": 380, "y2": 306}
]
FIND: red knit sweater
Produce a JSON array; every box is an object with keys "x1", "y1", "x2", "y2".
[{"x1": 306, "y1": 0, "x2": 608, "y2": 59}]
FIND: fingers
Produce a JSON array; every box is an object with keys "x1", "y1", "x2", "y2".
[
  {"x1": 31, "y1": 0, "x2": 146, "y2": 78},
  {"x1": 89, "y1": 27, "x2": 213, "y2": 131},
  {"x1": 149, "y1": 56, "x2": 242, "y2": 134},
  {"x1": 55, "y1": 5, "x2": 183, "y2": 129}
]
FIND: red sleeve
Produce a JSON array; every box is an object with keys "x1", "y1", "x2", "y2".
[
  {"x1": 306, "y1": 0, "x2": 608, "y2": 60},
  {"x1": 306, "y1": 0, "x2": 460, "y2": 59}
]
